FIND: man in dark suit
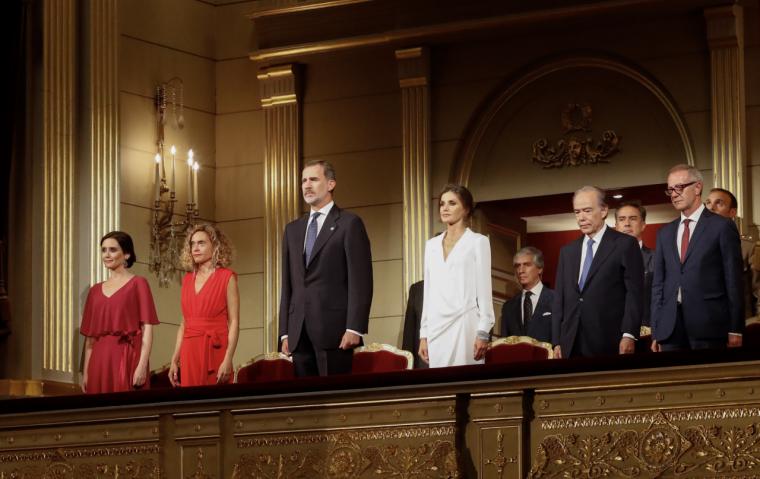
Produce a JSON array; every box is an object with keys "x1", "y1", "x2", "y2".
[
  {"x1": 279, "y1": 160, "x2": 373, "y2": 376},
  {"x1": 704, "y1": 187, "x2": 758, "y2": 318},
  {"x1": 401, "y1": 280, "x2": 427, "y2": 369},
  {"x1": 552, "y1": 186, "x2": 644, "y2": 358},
  {"x1": 615, "y1": 201, "x2": 654, "y2": 326},
  {"x1": 651, "y1": 165, "x2": 743, "y2": 351},
  {"x1": 500, "y1": 246, "x2": 553, "y2": 342}
]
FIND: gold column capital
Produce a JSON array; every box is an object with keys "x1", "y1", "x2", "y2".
[
  {"x1": 396, "y1": 46, "x2": 429, "y2": 87},
  {"x1": 258, "y1": 64, "x2": 302, "y2": 108},
  {"x1": 705, "y1": 4, "x2": 743, "y2": 49}
]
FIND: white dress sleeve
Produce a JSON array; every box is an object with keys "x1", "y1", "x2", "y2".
[
  {"x1": 474, "y1": 234, "x2": 496, "y2": 333},
  {"x1": 419, "y1": 240, "x2": 431, "y2": 339}
]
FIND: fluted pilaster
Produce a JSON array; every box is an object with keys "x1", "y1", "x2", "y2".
[
  {"x1": 396, "y1": 47, "x2": 431, "y2": 300},
  {"x1": 87, "y1": 0, "x2": 119, "y2": 284},
  {"x1": 258, "y1": 64, "x2": 302, "y2": 352},
  {"x1": 42, "y1": 0, "x2": 77, "y2": 376},
  {"x1": 705, "y1": 5, "x2": 747, "y2": 223}
]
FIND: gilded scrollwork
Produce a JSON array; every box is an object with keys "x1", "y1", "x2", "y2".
[
  {"x1": 532, "y1": 103, "x2": 621, "y2": 169},
  {"x1": 232, "y1": 427, "x2": 459, "y2": 478},
  {"x1": 483, "y1": 430, "x2": 516, "y2": 478},
  {"x1": 530, "y1": 411, "x2": 760, "y2": 478},
  {"x1": 540, "y1": 406, "x2": 760, "y2": 430}
]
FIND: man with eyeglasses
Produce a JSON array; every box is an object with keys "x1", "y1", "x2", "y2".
[
  {"x1": 704, "y1": 187, "x2": 759, "y2": 319},
  {"x1": 650, "y1": 164, "x2": 744, "y2": 352}
]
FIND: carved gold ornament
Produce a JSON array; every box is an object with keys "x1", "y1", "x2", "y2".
[
  {"x1": 233, "y1": 426, "x2": 459, "y2": 478},
  {"x1": 532, "y1": 103, "x2": 621, "y2": 169},
  {"x1": 530, "y1": 411, "x2": 760, "y2": 477}
]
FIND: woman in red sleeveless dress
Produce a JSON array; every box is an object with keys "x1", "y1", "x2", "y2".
[
  {"x1": 80, "y1": 231, "x2": 159, "y2": 393},
  {"x1": 169, "y1": 224, "x2": 240, "y2": 387}
]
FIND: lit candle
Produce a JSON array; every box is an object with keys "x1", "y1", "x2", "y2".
[
  {"x1": 170, "y1": 145, "x2": 176, "y2": 193},
  {"x1": 154, "y1": 153, "x2": 161, "y2": 202},
  {"x1": 187, "y1": 149, "x2": 194, "y2": 205},
  {"x1": 193, "y1": 161, "x2": 199, "y2": 212}
]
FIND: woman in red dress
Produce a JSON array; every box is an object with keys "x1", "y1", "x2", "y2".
[
  {"x1": 169, "y1": 224, "x2": 240, "y2": 386},
  {"x1": 80, "y1": 231, "x2": 159, "y2": 393}
]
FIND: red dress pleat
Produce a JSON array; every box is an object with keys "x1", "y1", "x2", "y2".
[
  {"x1": 179, "y1": 268, "x2": 235, "y2": 386},
  {"x1": 80, "y1": 276, "x2": 160, "y2": 394}
]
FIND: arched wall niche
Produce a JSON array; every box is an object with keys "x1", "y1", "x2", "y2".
[{"x1": 450, "y1": 54, "x2": 696, "y2": 202}]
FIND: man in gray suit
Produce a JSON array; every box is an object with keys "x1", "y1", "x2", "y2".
[
  {"x1": 279, "y1": 160, "x2": 373, "y2": 377},
  {"x1": 615, "y1": 201, "x2": 653, "y2": 326}
]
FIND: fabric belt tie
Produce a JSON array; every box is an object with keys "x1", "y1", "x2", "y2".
[{"x1": 184, "y1": 317, "x2": 227, "y2": 374}]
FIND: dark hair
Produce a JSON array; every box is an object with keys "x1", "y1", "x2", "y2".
[
  {"x1": 709, "y1": 188, "x2": 738, "y2": 209},
  {"x1": 616, "y1": 200, "x2": 647, "y2": 222},
  {"x1": 439, "y1": 184, "x2": 475, "y2": 218},
  {"x1": 100, "y1": 231, "x2": 136, "y2": 268},
  {"x1": 304, "y1": 159, "x2": 336, "y2": 182}
]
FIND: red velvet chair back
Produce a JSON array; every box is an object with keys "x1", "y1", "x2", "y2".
[
  {"x1": 236, "y1": 354, "x2": 294, "y2": 383},
  {"x1": 744, "y1": 321, "x2": 760, "y2": 349},
  {"x1": 352, "y1": 343, "x2": 413, "y2": 374},
  {"x1": 485, "y1": 336, "x2": 553, "y2": 364}
]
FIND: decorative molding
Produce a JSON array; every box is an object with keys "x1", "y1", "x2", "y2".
[
  {"x1": 233, "y1": 427, "x2": 458, "y2": 478},
  {"x1": 86, "y1": 0, "x2": 119, "y2": 284},
  {"x1": 451, "y1": 56, "x2": 694, "y2": 186},
  {"x1": 484, "y1": 430, "x2": 517, "y2": 478},
  {"x1": 42, "y1": 0, "x2": 77, "y2": 378},
  {"x1": 540, "y1": 406, "x2": 760, "y2": 430},
  {"x1": 237, "y1": 424, "x2": 456, "y2": 448},
  {"x1": 532, "y1": 104, "x2": 621, "y2": 169},
  {"x1": 257, "y1": 64, "x2": 302, "y2": 353},
  {"x1": 705, "y1": 5, "x2": 747, "y2": 223},
  {"x1": 396, "y1": 46, "x2": 431, "y2": 301},
  {"x1": 530, "y1": 411, "x2": 760, "y2": 478}
]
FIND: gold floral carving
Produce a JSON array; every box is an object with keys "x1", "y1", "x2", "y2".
[
  {"x1": 484, "y1": 430, "x2": 517, "y2": 478},
  {"x1": 186, "y1": 447, "x2": 214, "y2": 479},
  {"x1": 236, "y1": 424, "x2": 455, "y2": 448},
  {"x1": 540, "y1": 406, "x2": 760, "y2": 430},
  {"x1": 529, "y1": 411, "x2": 760, "y2": 477},
  {"x1": 532, "y1": 103, "x2": 620, "y2": 169},
  {"x1": 232, "y1": 426, "x2": 459, "y2": 478}
]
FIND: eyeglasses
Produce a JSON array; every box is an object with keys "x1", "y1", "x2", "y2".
[{"x1": 664, "y1": 181, "x2": 697, "y2": 197}]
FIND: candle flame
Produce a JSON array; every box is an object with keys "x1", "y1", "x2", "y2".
[
  {"x1": 170, "y1": 145, "x2": 176, "y2": 155},
  {"x1": 154, "y1": 153, "x2": 161, "y2": 163},
  {"x1": 193, "y1": 162, "x2": 199, "y2": 171}
]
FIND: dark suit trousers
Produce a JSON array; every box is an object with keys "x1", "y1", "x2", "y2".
[
  {"x1": 292, "y1": 327, "x2": 353, "y2": 377},
  {"x1": 658, "y1": 305, "x2": 726, "y2": 351}
]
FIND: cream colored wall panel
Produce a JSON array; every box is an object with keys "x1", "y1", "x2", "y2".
[
  {"x1": 215, "y1": 164, "x2": 265, "y2": 221},
  {"x1": 120, "y1": 93, "x2": 216, "y2": 165},
  {"x1": 120, "y1": 204, "x2": 152, "y2": 262},
  {"x1": 751, "y1": 165, "x2": 760, "y2": 225},
  {"x1": 641, "y1": 53, "x2": 709, "y2": 114},
  {"x1": 215, "y1": 1, "x2": 257, "y2": 60},
  {"x1": 215, "y1": 111, "x2": 264, "y2": 168},
  {"x1": 302, "y1": 93, "x2": 401, "y2": 157},
  {"x1": 304, "y1": 49, "x2": 398, "y2": 103},
  {"x1": 151, "y1": 322, "x2": 179, "y2": 369},
  {"x1": 119, "y1": 0, "x2": 216, "y2": 59},
  {"x1": 134, "y1": 263, "x2": 183, "y2": 325},
  {"x1": 216, "y1": 58, "x2": 261, "y2": 114},
  {"x1": 346, "y1": 204, "x2": 402, "y2": 263},
  {"x1": 683, "y1": 111, "x2": 712, "y2": 172},
  {"x1": 195, "y1": 164, "x2": 217, "y2": 222},
  {"x1": 233, "y1": 327, "x2": 265, "y2": 369},
  {"x1": 237, "y1": 273, "x2": 264, "y2": 330},
  {"x1": 312, "y1": 147, "x2": 402, "y2": 208},
  {"x1": 432, "y1": 140, "x2": 456, "y2": 196},
  {"x1": 749, "y1": 107, "x2": 760, "y2": 167},
  {"x1": 747, "y1": 45, "x2": 760, "y2": 107},
  {"x1": 369, "y1": 259, "x2": 402, "y2": 319},
  {"x1": 120, "y1": 148, "x2": 158, "y2": 209},
  {"x1": 431, "y1": 79, "x2": 498, "y2": 143},
  {"x1": 120, "y1": 36, "x2": 216, "y2": 113},
  {"x1": 218, "y1": 218, "x2": 264, "y2": 274},
  {"x1": 365, "y1": 315, "x2": 404, "y2": 349}
]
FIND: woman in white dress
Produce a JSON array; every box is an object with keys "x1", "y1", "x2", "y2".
[{"x1": 418, "y1": 184, "x2": 495, "y2": 367}]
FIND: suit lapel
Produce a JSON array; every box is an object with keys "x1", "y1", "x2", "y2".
[
  {"x1": 668, "y1": 219, "x2": 681, "y2": 265},
  {"x1": 682, "y1": 210, "x2": 711, "y2": 264},
  {"x1": 293, "y1": 215, "x2": 309, "y2": 275},
  {"x1": 532, "y1": 287, "x2": 549, "y2": 321},
  {"x1": 306, "y1": 205, "x2": 340, "y2": 267},
  {"x1": 569, "y1": 237, "x2": 583, "y2": 292},
  {"x1": 583, "y1": 229, "x2": 616, "y2": 288}
]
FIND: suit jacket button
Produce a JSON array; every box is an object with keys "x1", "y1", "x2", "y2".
[{"x1": 579, "y1": 298, "x2": 584, "y2": 302}]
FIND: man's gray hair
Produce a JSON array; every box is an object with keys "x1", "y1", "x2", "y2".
[
  {"x1": 573, "y1": 185, "x2": 607, "y2": 208},
  {"x1": 514, "y1": 246, "x2": 544, "y2": 269},
  {"x1": 668, "y1": 163, "x2": 703, "y2": 183}
]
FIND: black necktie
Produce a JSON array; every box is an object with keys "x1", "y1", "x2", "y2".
[{"x1": 523, "y1": 291, "x2": 533, "y2": 326}]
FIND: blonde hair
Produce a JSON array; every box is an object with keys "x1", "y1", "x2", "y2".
[{"x1": 180, "y1": 223, "x2": 234, "y2": 271}]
